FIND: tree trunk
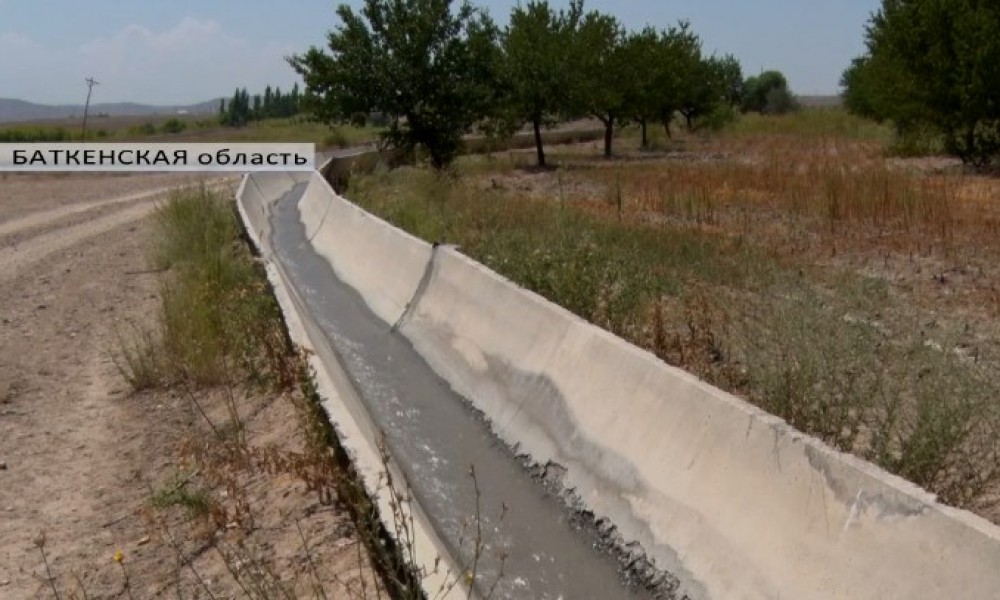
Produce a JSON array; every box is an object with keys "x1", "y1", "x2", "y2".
[
  {"x1": 663, "y1": 120, "x2": 672, "y2": 139},
  {"x1": 640, "y1": 119, "x2": 648, "y2": 149},
  {"x1": 603, "y1": 117, "x2": 614, "y2": 158},
  {"x1": 533, "y1": 117, "x2": 546, "y2": 168}
]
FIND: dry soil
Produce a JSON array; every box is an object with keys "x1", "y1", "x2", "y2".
[{"x1": 0, "y1": 173, "x2": 376, "y2": 598}]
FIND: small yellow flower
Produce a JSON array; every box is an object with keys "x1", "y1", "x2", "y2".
[{"x1": 113, "y1": 549, "x2": 124, "y2": 563}]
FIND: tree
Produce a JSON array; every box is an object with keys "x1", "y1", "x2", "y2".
[
  {"x1": 676, "y1": 54, "x2": 719, "y2": 129},
  {"x1": 289, "y1": 0, "x2": 501, "y2": 169},
  {"x1": 841, "y1": 57, "x2": 879, "y2": 120},
  {"x1": 502, "y1": 0, "x2": 583, "y2": 167},
  {"x1": 661, "y1": 28, "x2": 739, "y2": 131},
  {"x1": 655, "y1": 22, "x2": 700, "y2": 138},
  {"x1": 219, "y1": 85, "x2": 301, "y2": 127},
  {"x1": 741, "y1": 70, "x2": 796, "y2": 114},
  {"x1": 290, "y1": 83, "x2": 302, "y2": 116},
  {"x1": 160, "y1": 118, "x2": 186, "y2": 134},
  {"x1": 220, "y1": 87, "x2": 251, "y2": 127},
  {"x1": 845, "y1": 0, "x2": 1000, "y2": 167},
  {"x1": 573, "y1": 9, "x2": 626, "y2": 158},
  {"x1": 713, "y1": 54, "x2": 744, "y2": 107},
  {"x1": 264, "y1": 85, "x2": 274, "y2": 118},
  {"x1": 252, "y1": 94, "x2": 263, "y2": 119},
  {"x1": 620, "y1": 26, "x2": 661, "y2": 149},
  {"x1": 618, "y1": 24, "x2": 732, "y2": 147}
]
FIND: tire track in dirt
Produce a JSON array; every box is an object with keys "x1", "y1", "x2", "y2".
[
  {"x1": 0, "y1": 182, "x2": 231, "y2": 284},
  {"x1": 0, "y1": 202, "x2": 159, "y2": 284},
  {"x1": 0, "y1": 208, "x2": 168, "y2": 597},
  {"x1": 0, "y1": 186, "x2": 178, "y2": 240}
]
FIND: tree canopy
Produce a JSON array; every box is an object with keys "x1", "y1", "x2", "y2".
[
  {"x1": 289, "y1": 0, "x2": 500, "y2": 169},
  {"x1": 501, "y1": 0, "x2": 583, "y2": 167},
  {"x1": 842, "y1": 0, "x2": 1000, "y2": 167},
  {"x1": 573, "y1": 10, "x2": 627, "y2": 157},
  {"x1": 741, "y1": 70, "x2": 796, "y2": 115},
  {"x1": 290, "y1": 0, "x2": 761, "y2": 168},
  {"x1": 219, "y1": 84, "x2": 302, "y2": 127}
]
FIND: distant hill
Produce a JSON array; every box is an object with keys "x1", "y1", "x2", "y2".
[{"x1": 0, "y1": 98, "x2": 221, "y2": 124}]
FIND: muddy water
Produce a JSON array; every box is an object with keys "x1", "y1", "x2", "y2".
[{"x1": 269, "y1": 185, "x2": 657, "y2": 600}]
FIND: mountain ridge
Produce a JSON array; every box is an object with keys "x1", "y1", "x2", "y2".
[{"x1": 0, "y1": 98, "x2": 221, "y2": 124}]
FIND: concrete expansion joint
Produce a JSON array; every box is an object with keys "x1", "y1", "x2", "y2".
[
  {"x1": 304, "y1": 186, "x2": 336, "y2": 247},
  {"x1": 391, "y1": 242, "x2": 455, "y2": 332}
]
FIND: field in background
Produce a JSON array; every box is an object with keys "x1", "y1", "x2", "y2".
[
  {"x1": 348, "y1": 108, "x2": 1000, "y2": 519},
  {"x1": 0, "y1": 113, "x2": 381, "y2": 148}
]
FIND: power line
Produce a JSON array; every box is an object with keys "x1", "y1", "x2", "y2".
[{"x1": 81, "y1": 77, "x2": 100, "y2": 142}]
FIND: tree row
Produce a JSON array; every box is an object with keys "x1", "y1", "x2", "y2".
[
  {"x1": 219, "y1": 84, "x2": 304, "y2": 128},
  {"x1": 290, "y1": 0, "x2": 796, "y2": 169}
]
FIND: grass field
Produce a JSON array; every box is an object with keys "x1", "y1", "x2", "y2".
[{"x1": 347, "y1": 108, "x2": 1000, "y2": 518}]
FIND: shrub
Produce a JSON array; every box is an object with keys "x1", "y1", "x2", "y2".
[
  {"x1": 160, "y1": 118, "x2": 187, "y2": 134},
  {"x1": 118, "y1": 185, "x2": 294, "y2": 389},
  {"x1": 128, "y1": 122, "x2": 157, "y2": 137},
  {"x1": 696, "y1": 103, "x2": 739, "y2": 132},
  {"x1": 322, "y1": 129, "x2": 350, "y2": 149}
]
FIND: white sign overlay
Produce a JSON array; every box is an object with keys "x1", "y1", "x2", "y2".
[{"x1": 0, "y1": 143, "x2": 315, "y2": 172}]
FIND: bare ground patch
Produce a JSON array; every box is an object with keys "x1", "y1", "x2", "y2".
[{"x1": 0, "y1": 176, "x2": 377, "y2": 598}]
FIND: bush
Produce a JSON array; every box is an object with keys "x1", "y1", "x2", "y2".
[
  {"x1": 128, "y1": 122, "x2": 157, "y2": 137},
  {"x1": 742, "y1": 70, "x2": 799, "y2": 115},
  {"x1": 160, "y1": 118, "x2": 187, "y2": 134},
  {"x1": 763, "y1": 87, "x2": 799, "y2": 115},
  {"x1": 117, "y1": 186, "x2": 294, "y2": 389},
  {"x1": 322, "y1": 129, "x2": 350, "y2": 148},
  {"x1": 696, "y1": 103, "x2": 739, "y2": 132}
]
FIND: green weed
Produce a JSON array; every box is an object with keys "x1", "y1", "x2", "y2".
[
  {"x1": 119, "y1": 185, "x2": 294, "y2": 390},
  {"x1": 150, "y1": 473, "x2": 214, "y2": 518},
  {"x1": 112, "y1": 325, "x2": 164, "y2": 391}
]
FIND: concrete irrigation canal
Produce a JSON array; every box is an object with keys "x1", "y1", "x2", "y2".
[
  {"x1": 270, "y1": 178, "x2": 658, "y2": 599},
  {"x1": 237, "y1": 163, "x2": 1000, "y2": 600}
]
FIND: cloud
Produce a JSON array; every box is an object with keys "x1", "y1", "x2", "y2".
[
  {"x1": 0, "y1": 32, "x2": 66, "y2": 101},
  {"x1": 2, "y1": 18, "x2": 300, "y2": 104}
]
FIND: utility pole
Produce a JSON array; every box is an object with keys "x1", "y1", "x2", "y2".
[{"x1": 81, "y1": 77, "x2": 99, "y2": 142}]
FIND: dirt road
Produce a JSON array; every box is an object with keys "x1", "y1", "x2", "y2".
[{"x1": 0, "y1": 173, "x2": 374, "y2": 598}]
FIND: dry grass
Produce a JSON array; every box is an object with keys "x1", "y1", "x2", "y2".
[
  {"x1": 586, "y1": 135, "x2": 969, "y2": 246},
  {"x1": 112, "y1": 186, "x2": 414, "y2": 598},
  {"x1": 348, "y1": 110, "x2": 1000, "y2": 518}
]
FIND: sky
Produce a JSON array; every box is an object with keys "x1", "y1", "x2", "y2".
[{"x1": 0, "y1": 1, "x2": 881, "y2": 105}]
